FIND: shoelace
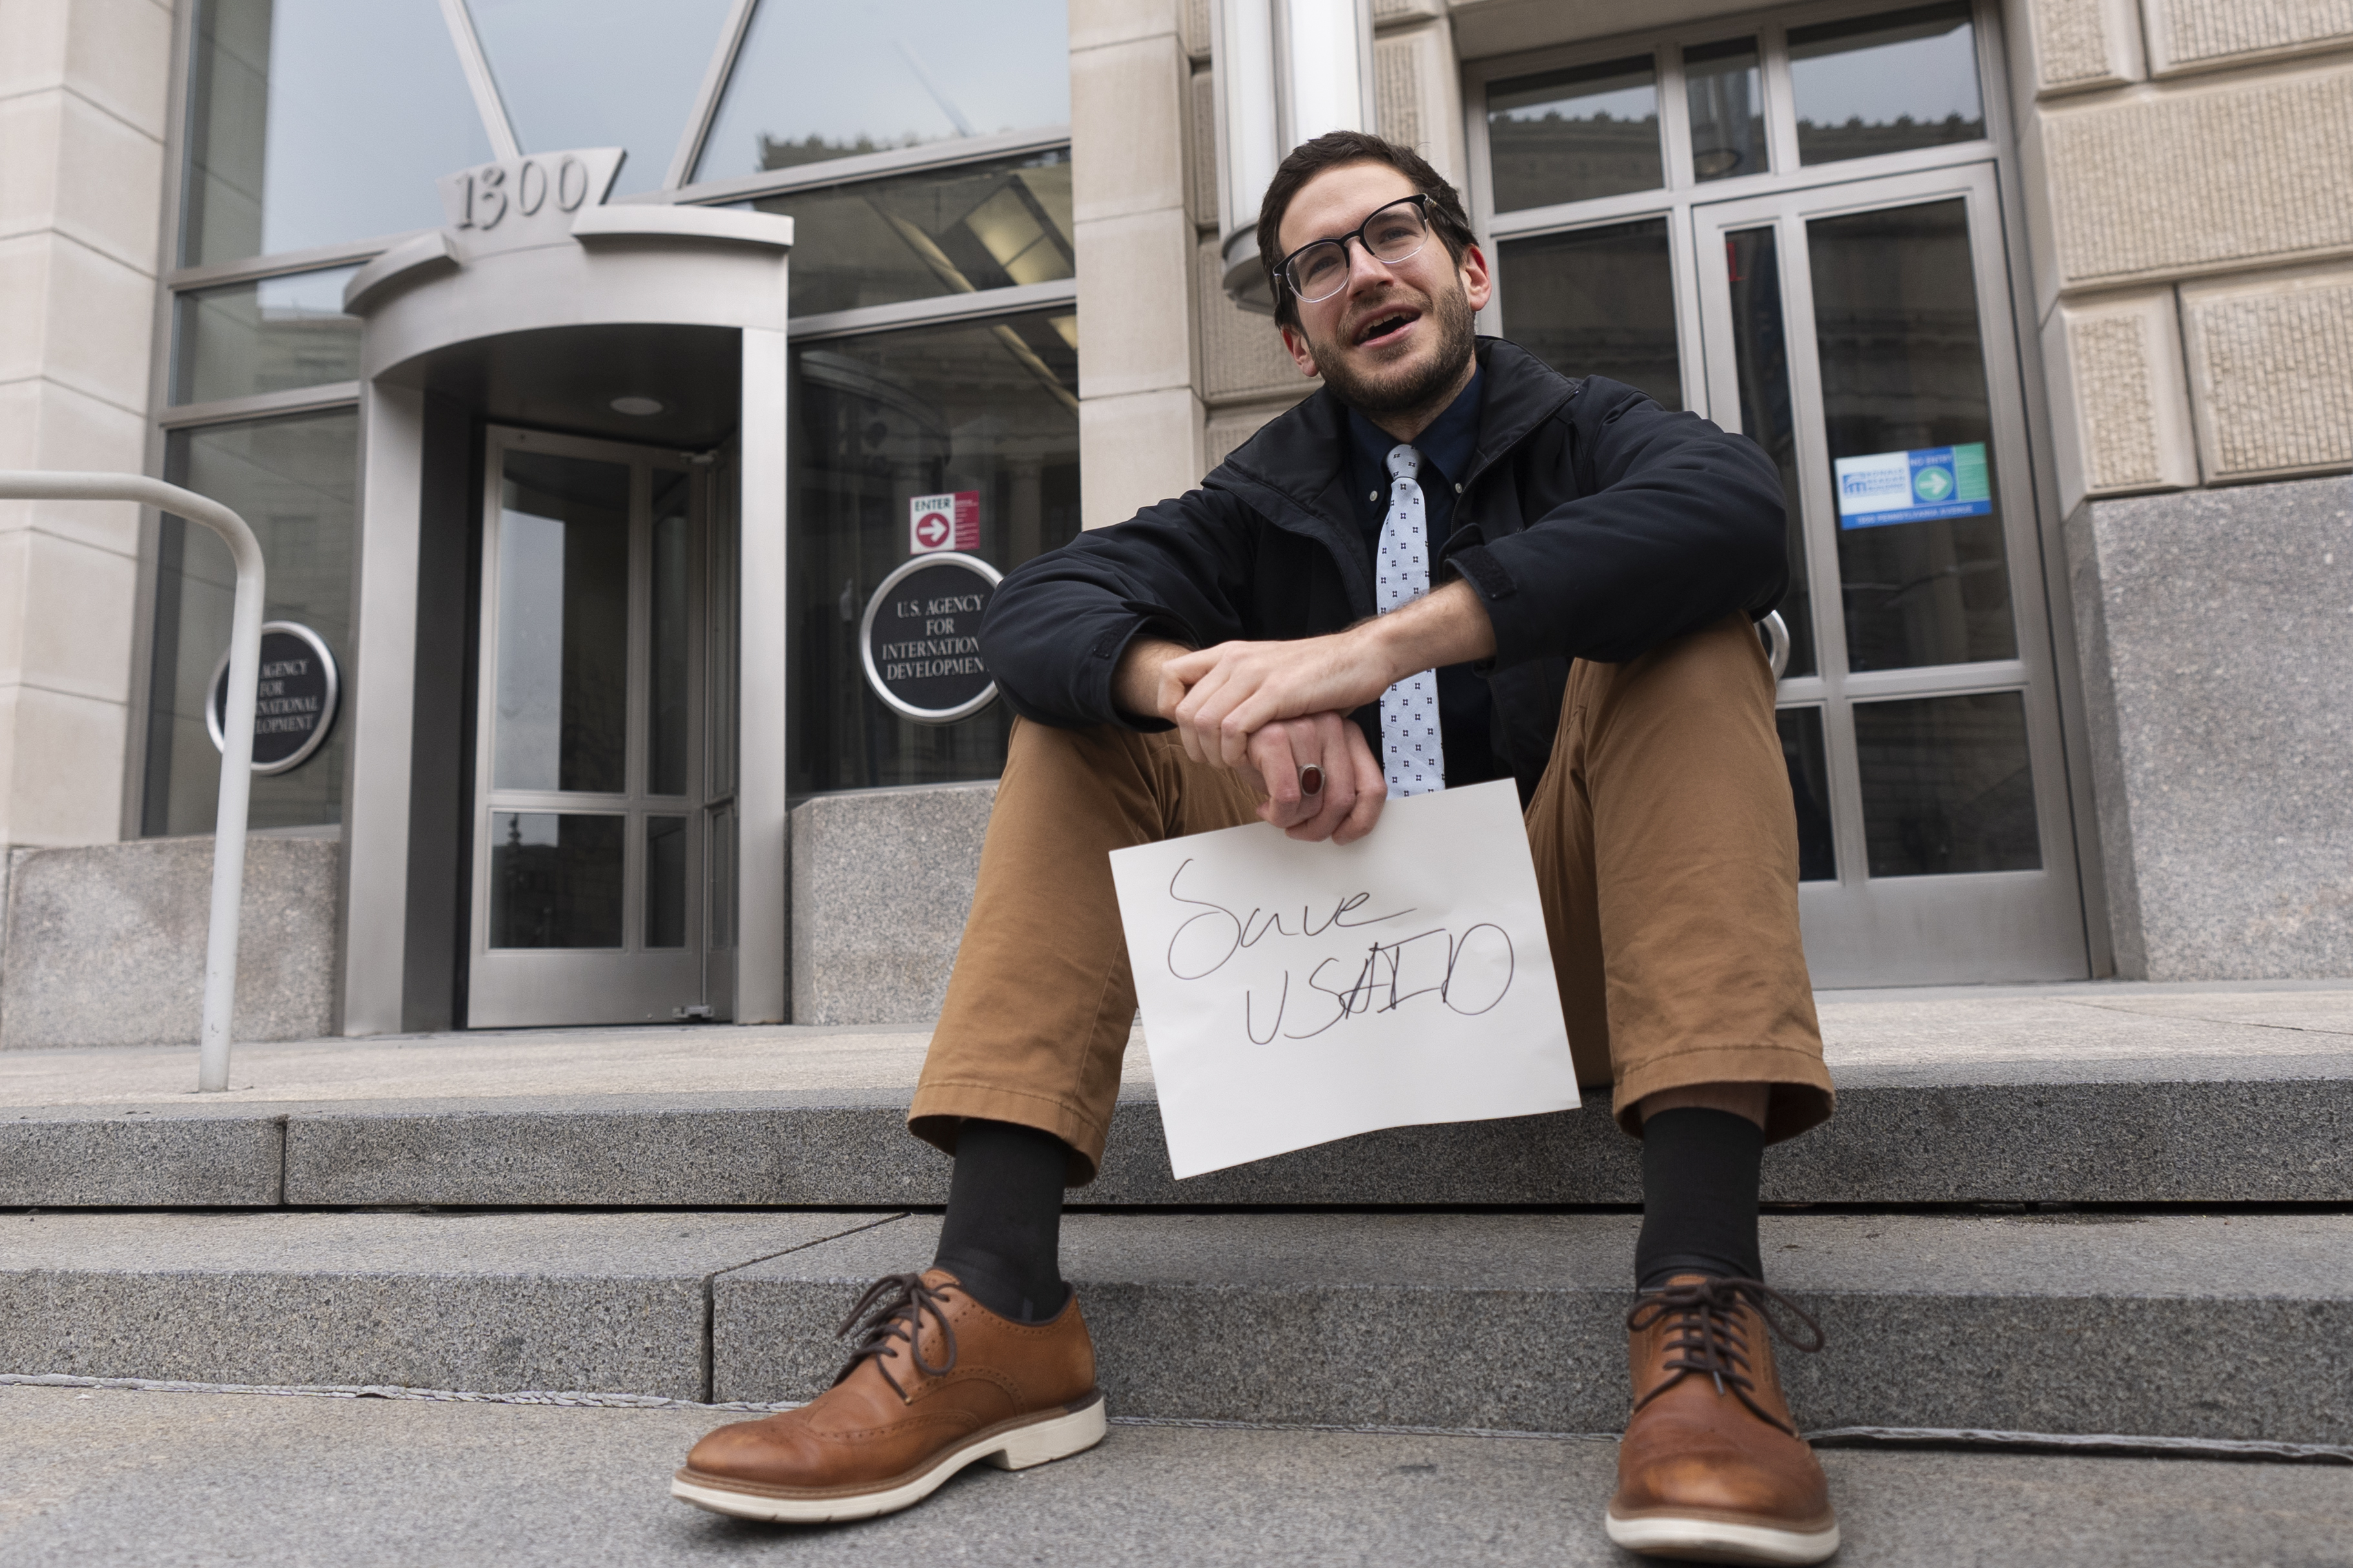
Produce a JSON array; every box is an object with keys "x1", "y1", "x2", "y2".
[
  {"x1": 1624, "y1": 1276, "x2": 1825, "y2": 1436},
  {"x1": 833, "y1": 1272, "x2": 958, "y2": 1399}
]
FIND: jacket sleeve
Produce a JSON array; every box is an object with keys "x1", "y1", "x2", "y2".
[
  {"x1": 1447, "y1": 376, "x2": 1790, "y2": 667},
  {"x1": 978, "y1": 481, "x2": 1262, "y2": 729}
]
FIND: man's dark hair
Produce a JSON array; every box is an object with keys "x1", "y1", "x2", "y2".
[{"x1": 1255, "y1": 130, "x2": 1477, "y2": 329}]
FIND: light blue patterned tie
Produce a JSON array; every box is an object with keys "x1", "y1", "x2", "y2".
[{"x1": 1376, "y1": 444, "x2": 1444, "y2": 797}]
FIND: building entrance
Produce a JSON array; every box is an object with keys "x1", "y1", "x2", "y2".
[
  {"x1": 1692, "y1": 164, "x2": 2085, "y2": 983},
  {"x1": 466, "y1": 425, "x2": 732, "y2": 1026}
]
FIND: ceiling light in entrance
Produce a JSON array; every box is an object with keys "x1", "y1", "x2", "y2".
[{"x1": 611, "y1": 396, "x2": 664, "y2": 416}]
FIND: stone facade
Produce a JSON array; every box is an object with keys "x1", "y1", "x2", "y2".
[
  {"x1": 0, "y1": 0, "x2": 2348, "y2": 1038},
  {"x1": 2004, "y1": 0, "x2": 2353, "y2": 974}
]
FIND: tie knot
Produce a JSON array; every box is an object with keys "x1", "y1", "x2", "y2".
[{"x1": 1386, "y1": 443, "x2": 1422, "y2": 482}]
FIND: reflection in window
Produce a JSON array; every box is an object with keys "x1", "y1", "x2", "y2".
[
  {"x1": 171, "y1": 267, "x2": 360, "y2": 405},
  {"x1": 1809, "y1": 200, "x2": 2014, "y2": 672},
  {"x1": 1725, "y1": 227, "x2": 1813, "y2": 678},
  {"x1": 1776, "y1": 707, "x2": 1836, "y2": 881},
  {"x1": 646, "y1": 816, "x2": 689, "y2": 948},
  {"x1": 694, "y1": 0, "x2": 1071, "y2": 184},
  {"x1": 649, "y1": 473, "x2": 694, "y2": 797},
  {"x1": 488, "y1": 812, "x2": 626, "y2": 947},
  {"x1": 468, "y1": 0, "x2": 735, "y2": 197},
  {"x1": 144, "y1": 410, "x2": 357, "y2": 836},
  {"x1": 1486, "y1": 57, "x2": 1661, "y2": 212},
  {"x1": 1789, "y1": 2, "x2": 1983, "y2": 167},
  {"x1": 495, "y1": 453, "x2": 632, "y2": 795},
  {"x1": 1497, "y1": 218, "x2": 1681, "y2": 409},
  {"x1": 750, "y1": 150, "x2": 1073, "y2": 316},
  {"x1": 790, "y1": 315, "x2": 1080, "y2": 795},
  {"x1": 1854, "y1": 691, "x2": 2040, "y2": 876},
  {"x1": 1685, "y1": 37, "x2": 1765, "y2": 183},
  {"x1": 181, "y1": 0, "x2": 493, "y2": 265}
]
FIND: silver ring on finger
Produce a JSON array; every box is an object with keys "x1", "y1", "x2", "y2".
[{"x1": 1299, "y1": 763, "x2": 1325, "y2": 798}]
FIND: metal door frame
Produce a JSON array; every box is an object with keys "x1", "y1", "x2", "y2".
[
  {"x1": 467, "y1": 423, "x2": 713, "y2": 1025},
  {"x1": 1691, "y1": 162, "x2": 2085, "y2": 983}
]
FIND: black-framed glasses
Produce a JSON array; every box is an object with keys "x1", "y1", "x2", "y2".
[{"x1": 1276, "y1": 194, "x2": 1441, "y2": 305}]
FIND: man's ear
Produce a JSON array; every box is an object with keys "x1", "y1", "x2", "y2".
[
  {"x1": 1279, "y1": 321, "x2": 1320, "y2": 379},
  {"x1": 1459, "y1": 243, "x2": 1493, "y2": 314}
]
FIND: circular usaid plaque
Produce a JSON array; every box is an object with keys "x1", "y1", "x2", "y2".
[
  {"x1": 207, "y1": 621, "x2": 341, "y2": 775},
  {"x1": 859, "y1": 552, "x2": 1003, "y2": 724}
]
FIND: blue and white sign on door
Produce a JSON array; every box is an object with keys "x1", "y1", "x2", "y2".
[{"x1": 1833, "y1": 442, "x2": 1991, "y2": 528}]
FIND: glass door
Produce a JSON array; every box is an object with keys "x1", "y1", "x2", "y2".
[
  {"x1": 468, "y1": 426, "x2": 714, "y2": 1025},
  {"x1": 1694, "y1": 164, "x2": 2086, "y2": 983}
]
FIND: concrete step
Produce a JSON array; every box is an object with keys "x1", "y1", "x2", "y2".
[
  {"x1": 5, "y1": 1208, "x2": 2349, "y2": 1447},
  {"x1": 11, "y1": 1383, "x2": 2351, "y2": 1568},
  {"x1": 10, "y1": 981, "x2": 2353, "y2": 1208},
  {"x1": 8, "y1": 1062, "x2": 2349, "y2": 1210}
]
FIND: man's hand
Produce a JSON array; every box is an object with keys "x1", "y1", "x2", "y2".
[
  {"x1": 1114, "y1": 637, "x2": 1383, "y2": 842},
  {"x1": 1109, "y1": 582, "x2": 1499, "y2": 842},
  {"x1": 1166, "y1": 580, "x2": 1497, "y2": 770}
]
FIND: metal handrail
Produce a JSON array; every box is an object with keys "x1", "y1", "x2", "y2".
[{"x1": 0, "y1": 472, "x2": 264, "y2": 1092}]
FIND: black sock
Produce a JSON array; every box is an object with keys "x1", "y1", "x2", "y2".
[
  {"x1": 1634, "y1": 1106, "x2": 1766, "y2": 1290},
  {"x1": 932, "y1": 1119, "x2": 1071, "y2": 1323}
]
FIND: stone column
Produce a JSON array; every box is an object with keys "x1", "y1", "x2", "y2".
[
  {"x1": 0, "y1": 0, "x2": 174, "y2": 849},
  {"x1": 1072, "y1": 0, "x2": 1206, "y2": 529}
]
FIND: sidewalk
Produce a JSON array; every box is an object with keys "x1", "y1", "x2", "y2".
[{"x1": 1, "y1": 1382, "x2": 2348, "y2": 1567}]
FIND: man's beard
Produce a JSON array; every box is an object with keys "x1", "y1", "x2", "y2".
[{"x1": 1311, "y1": 275, "x2": 1477, "y2": 421}]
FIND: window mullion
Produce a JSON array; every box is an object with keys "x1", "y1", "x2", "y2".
[
  {"x1": 1658, "y1": 45, "x2": 1694, "y2": 192},
  {"x1": 668, "y1": 0, "x2": 761, "y2": 190},
  {"x1": 1760, "y1": 23, "x2": 1802, "y2": 178},
  {"x1": 438, "y1": 0, "x2": 522, "y2": 161}
]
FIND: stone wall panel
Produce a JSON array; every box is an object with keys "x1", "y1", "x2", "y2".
[
  {"x1": 2148, "y1": 0, "x2": 2353, "y2": 74},
  {"x1": 2027, "y1": 0, "x2": 2141, "y2": 93},
  {"x1": 1205, "y1": 395, "x2": 1310, "y2": 471},
  {"x1": 788, "y1": 784, "x2": 994, "y2": 1024},
  {"x1": 1198, "y1": 234, "x2": 1312, "y2": 402},
  {"x1": 2066, "y1": 477, "x2": 2353, "y2": 978},
  {"x1": 2042, "y1": 68, "x2": 2353, "y2": 287},
  {"x1": 2045, "y1": 290, "x2": 2199, "y2": 508},
  {"x1": 0, "y1": 836, "x2": 339, "y2": 1046},
  {"x1": 2181, "y1": 267, "x2": 2353, "y2": 480},
  {"x1": 1189, "y1": 66, "x2": 1219, "y2": 230}
]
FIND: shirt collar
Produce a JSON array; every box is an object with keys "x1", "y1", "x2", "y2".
[{"x1": 1345, "y1": 367, "x2": 1485, "y2": 492}]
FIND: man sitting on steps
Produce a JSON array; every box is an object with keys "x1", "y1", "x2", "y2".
[{"x1": 672, "y1": 130, "x2": 1842, "y2": 1565}]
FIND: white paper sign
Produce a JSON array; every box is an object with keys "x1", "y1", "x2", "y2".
[{"x1": 1110, "y1": 779, "x2": 1579, "y2": 1178}]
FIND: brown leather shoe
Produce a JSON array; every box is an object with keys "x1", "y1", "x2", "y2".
[
  {"x1": 1606, "y1": 1274, "x2": 1839, "y2": 1564},
  {"x1": 672, "y1": 1268, "x2": 1105, "y2": 1522}
]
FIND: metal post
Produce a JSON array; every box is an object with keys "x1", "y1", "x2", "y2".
[{"x1": 0, "y1": 472, "x2": 265, "y2": 1092}]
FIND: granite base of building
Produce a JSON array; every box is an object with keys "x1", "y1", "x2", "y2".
[
  {"x1": 2067, "y1": 473, "x2": 2353, "y2": 979},
  {"x1": 0, "y1": 835, "x2": 343, "y2": 1049},
  {"x1": 788, "y1": 780, "x2": 995, "y2": 1025}
]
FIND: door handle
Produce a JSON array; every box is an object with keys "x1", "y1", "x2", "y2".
[{"x1": 1759, "y1": 610, "x2": 1791, "y2": 680}]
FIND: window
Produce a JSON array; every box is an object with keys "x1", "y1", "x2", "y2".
[
  {"x1": 788, "y1": 315, "x2": 1081, "y2": 795},
  {"x1": 170, "y1": 266, "x2": 360, "y2": 405},
  {"x1": 468, "y1": 0, "x2": 737, "y2": 196},
  {"x1": 181, "y1": 0, "x2": 492, "y2": 265},
  {"x1": 144, "y1": 410, "x2": 358, "y2": 836},
  {"x1": 749, "y1": 150, "x2": 1073, "y2": 317},
  {"x1": 694, "y1": 0, "x2": 1071, "y2": 184}
]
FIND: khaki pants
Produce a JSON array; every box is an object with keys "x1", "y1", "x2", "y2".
[{"x1": 910, "y1": 612, "x2": 1833, "y2": 1183}]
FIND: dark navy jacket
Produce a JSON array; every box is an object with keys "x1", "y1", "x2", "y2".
[{"x1": 978, "y1": 337, "x2": 1788, "y2": 803}]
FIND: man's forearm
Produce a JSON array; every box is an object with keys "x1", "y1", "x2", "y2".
[
  {"x1": 1357, "y1": 580, "x2": 1497, "y2": 684},
  {"x1": 1112, "y1": 635, "x2": 1195, "y2": 722}
]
